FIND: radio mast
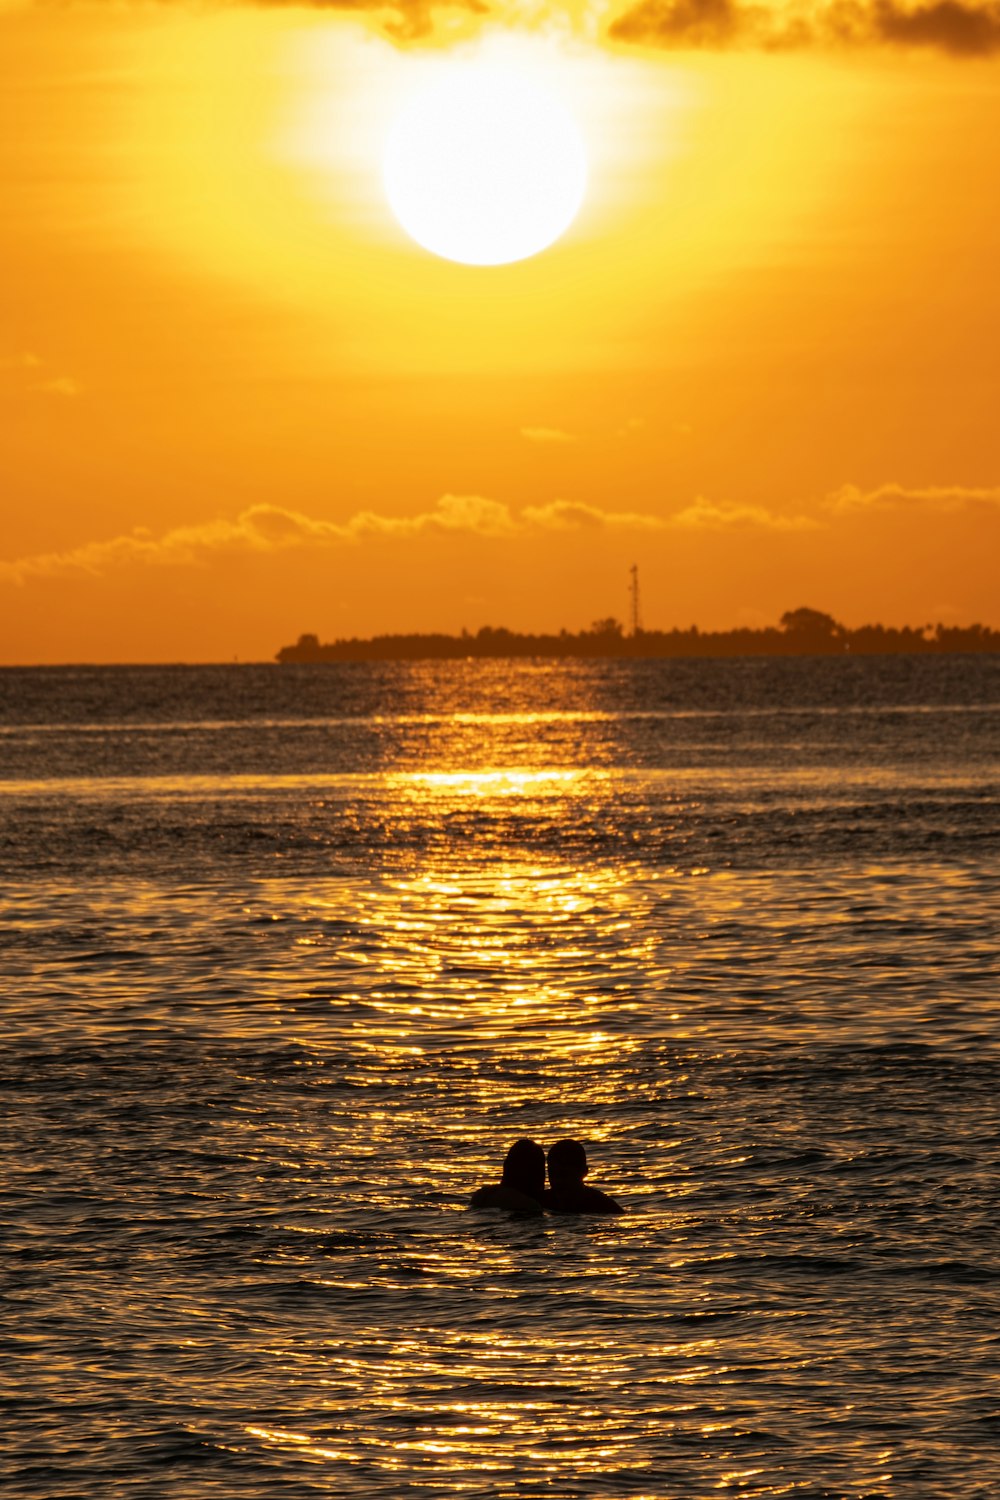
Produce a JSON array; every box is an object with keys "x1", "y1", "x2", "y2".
[{"x1": 629, "y1": 564, "x2": 643, "y2": 636}]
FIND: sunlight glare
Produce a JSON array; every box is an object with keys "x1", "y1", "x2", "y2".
[{"x1": 382, "y1": 57, "x2": 588, "y2": 266}]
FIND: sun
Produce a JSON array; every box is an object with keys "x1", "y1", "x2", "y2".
[{"x1": 382, "y1": 59, "x2": 588, "y2": 267}]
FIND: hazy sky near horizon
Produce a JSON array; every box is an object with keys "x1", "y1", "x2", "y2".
[{"x1": 2, "y1": 0, "x2": 999, "y2": 662}]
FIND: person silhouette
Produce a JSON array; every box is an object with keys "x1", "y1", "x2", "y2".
[
  {"x1": 546, "y1": 1139, "x2": 623, "y2": 1215},
  {"x1": 470, "y1": 1138, "x2": 546, "y2": 1215}
]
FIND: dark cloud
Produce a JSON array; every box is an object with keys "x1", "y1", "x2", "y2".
[
  {"x1": 611, "y1": 0, "x2": 746, "y2": 47},
  {"x1": 50, "y1": 0, "x2": 1000, "y2": 54},
  {"x1": 608, "y1": 0, "x2": 1000, "y2": 55},
  {"x1": 867, "y1": 0, "x2": 1000, "y2": 52}
]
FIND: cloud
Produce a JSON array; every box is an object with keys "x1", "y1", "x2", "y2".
[
  {"x1": 825, "y1": 482, "x2": 1000, "y2": 513},
  {"x1": 41, "y1": 0, "x2": 1000, "y2": 54},
  {"x1": 0, "y1": 506, "x2": 335, "y2": 587},
  {"x1": 302, "y1": 0, "x2": 489, "y2": 42},
  {"x1": 26, "y1": 482, "x2": 990, "y2": 590},
  {"x1": 1, "y1": 353, "x2": 82, "y2": 398},
  {"x1": 361, "y1": 492, "x2": 518, "y2": 536},
  {"x1": 522, "y1": 498, "x2": 670, "y2": 529},
  {"x1": 1, "y1": 493, "x2": 827, "y2": 587},
  {"x1": 670, "y1": 497, "x2": 819, "y2": 530},
  {"x1": 521, "y1": 426, "x2": 577, "y2": 444},
  {"x1": 32, "y1": 376, "x2": 82, "y2": 398},
  {"x1": 0, "y1": 497, "x2": 510, "y2": 586},
  {"x1": 0, "y1": 353, "x2": 43, "y2": 371},
  {"x1": 607, "y1": 0, "x2": 1000, "y2": 56},
  {"x1": 4, "y1": 483, "x2": 990, "y2": 587}
]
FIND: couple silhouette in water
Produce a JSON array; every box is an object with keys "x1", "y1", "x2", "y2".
[{"x1": 471, "y1": 1138, "x2": 623, "y2": 1216}]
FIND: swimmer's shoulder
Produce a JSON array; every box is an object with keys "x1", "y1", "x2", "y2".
[
  {"x1": 550, "y1": 1184, "x2": 624, "y2": 1216},
  {"x1": 469, "y1": 1184, "x2": 544, "y2": 1216}
]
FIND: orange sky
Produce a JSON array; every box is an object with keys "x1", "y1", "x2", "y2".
[{"x1": 2, "y1": 0, "x2": 999, "y2": 663}]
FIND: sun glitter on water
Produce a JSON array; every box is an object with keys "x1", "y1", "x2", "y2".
[{"x1": 382, "y1": 58, "x2": 588, "y2": 266}]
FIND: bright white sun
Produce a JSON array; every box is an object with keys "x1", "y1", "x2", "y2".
[{"x1": 382, "y1": 62, "x2": 588, "y2": 266}]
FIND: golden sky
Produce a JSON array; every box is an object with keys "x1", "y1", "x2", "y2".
[{"x1": 2, "y1": 0, "x2": 999, "y2": 662}]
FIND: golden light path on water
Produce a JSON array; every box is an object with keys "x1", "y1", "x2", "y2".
[
  {"x1": 66, "y1": 847, "x2": 979, "y2": 1491},
  {"x1": 4, "y1": 666, "x2": 999, "y2": 1498}
]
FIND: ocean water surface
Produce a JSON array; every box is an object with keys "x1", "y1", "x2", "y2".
[{"x1": 2, "y1": 657, "x2": 998, "y2": 1497}]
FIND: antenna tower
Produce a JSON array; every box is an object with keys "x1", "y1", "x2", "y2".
[{"x1": 629, "y1": 563, "x2": 643, "y2": 636}]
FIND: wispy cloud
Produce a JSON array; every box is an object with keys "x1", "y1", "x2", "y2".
[
  {"x1": 32, "y1": 376, "x2": 82, "y2": 398},
  {"x1": 825, "y1": 482, "x2": 1000, "y2": 514},
  {"x1": 19, "y1": 483, "x2": 987, "y2": 589},
  {"x1": 0, "y1": 353, "x2": 43, "y2": 371},
  {"x1": 522, "y1": 498, "x2": 671, "y2": 529},
  {"x1": 670, "y1": 497, "x2": 819, "y2": 530},
  {"x1": 0, "y1": 492, "x2": 824, "y2": 587},
  {"x1": 608, "y1": 0, "x2": 1000, "y2": 56},
  {"x1": 0, "y1": 497, "x2": 509, "y2": 585},
  {"x1": 1, "y1": 352, "x2": 82, "y2": 398}
]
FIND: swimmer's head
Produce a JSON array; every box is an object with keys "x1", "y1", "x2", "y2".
[
  {"x1": 547, "y1": 1138, "x2": 588, "y2": 1188},
  {"x1": 501, "y1": 1138, "x2": 546, "y2": 1201}
]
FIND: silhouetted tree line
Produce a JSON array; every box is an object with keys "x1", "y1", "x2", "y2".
[{"x1": 276, "y1": 608, "x2": 999, "y2": 663}]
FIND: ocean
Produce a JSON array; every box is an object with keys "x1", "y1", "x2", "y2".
[{"x1": 2, "y1": 655, "x2": 998, "y2": 1498}]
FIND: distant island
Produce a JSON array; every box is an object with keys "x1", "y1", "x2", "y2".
[{"x1": 276, "y1": 608, "x2": 999, "y2": 662}]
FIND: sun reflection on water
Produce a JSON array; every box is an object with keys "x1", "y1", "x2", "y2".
[{"x1": 5, "y1": 661, "x2": 1000, "y2": 1496}]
